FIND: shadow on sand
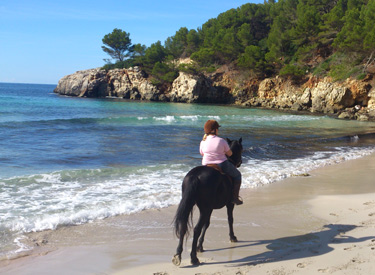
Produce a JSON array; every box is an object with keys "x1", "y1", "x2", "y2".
[{"x1": 182, "y1": 223, "x2": 375, "y2": 268}]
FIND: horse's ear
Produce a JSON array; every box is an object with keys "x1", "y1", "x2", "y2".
[{"x1": 239, "y1": 137, "x2": 242, "y2": 144}]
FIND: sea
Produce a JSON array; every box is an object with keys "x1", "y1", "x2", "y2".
[{"x1": 1, "y1": 82, "x2": 375, "y2": 259}]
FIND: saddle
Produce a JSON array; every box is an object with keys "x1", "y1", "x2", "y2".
[
  {"x1": 206, "y1": 164, "x2": 224, "y2": 174},
  {"x1": 206, "y1": 164, "x2": 232, "y2": 184}
]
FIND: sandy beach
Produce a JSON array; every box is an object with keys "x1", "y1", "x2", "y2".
[{"x1": 1, "y1": 153, "x2": 375, "y2": 275}]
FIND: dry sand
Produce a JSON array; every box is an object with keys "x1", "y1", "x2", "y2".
[{"x1": 1, "y1": 153, "x2": 375, "y2": 275}]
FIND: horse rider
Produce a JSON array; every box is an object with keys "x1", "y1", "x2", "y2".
[{"x1": 199, "y1": 120, "x2": 243, "y2": 205}]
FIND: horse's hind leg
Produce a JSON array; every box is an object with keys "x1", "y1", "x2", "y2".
[
  {"x1": 190, "y1": 209, "x2": 211, "y2": 265},
  {"x1": 172, "y1": 235, "x2": 184, "y2": 266},
  {"x1": 197, "y1": 209, "x2": 212, "y2": 252},
  {"x1": 227, "y1": 204, "x2": 237, "y2": 242}
]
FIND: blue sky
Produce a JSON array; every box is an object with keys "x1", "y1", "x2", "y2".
[{"x1": 0, "y1": 0, "x2": 262, "y2": 84}]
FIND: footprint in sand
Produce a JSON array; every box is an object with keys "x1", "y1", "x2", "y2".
[
  {"x1": 363, "y1": 201, "x2": 375, "y2": 206},
  {"x1": 343, "y1": 245, "x2": 357, "y2": 251},
  {"x1": 318, "y1": 267, "x2": 333, "y2": 273},
  {"x1": 369, "y1": 239, "x2": 375, "y2": 250},
  {"x1": 297, "y1": 263, "x2": 306, "y2": 268},
  {"x1": 351, "y1": 258, "x2": 365, "y2": 264}
]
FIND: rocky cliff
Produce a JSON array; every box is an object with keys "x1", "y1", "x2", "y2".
[
  {"x1": 54, "y1": 67, "x2": 375, "y2": 121},
  {"x1": 236, "y1": 75, "x2": 375, "y2": 121},
  {"x1": 54, "y1": 67, "x2": 160, "y2": 100},
  {"x1": 54, "y1": 67, "x2": 230, "y2": 103}
]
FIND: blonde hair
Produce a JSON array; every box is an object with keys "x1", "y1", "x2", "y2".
[{"x1": 202, "y1": 134, "x2": 208, "y2": 141}]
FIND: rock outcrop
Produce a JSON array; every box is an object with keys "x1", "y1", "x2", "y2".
[
  {"x1": 54, "y1": 67, "x2": 375, "y2": 121},
  {"x1": 54, "y1": 69, "x2": 107, "y2": 97},
  {"x1": 54, "y1": 67, "x2": 162, "y2": 100},
  {"x1": 54, "y1": 68, "x2": 231, "y2": 104},
  {"x1": 239, "y1": 75, "x2": 375, "y2": 121},
  {"x1": 106, "y1": 68, "x2": 161, "y2": 100},
  {"x1": 169, "y1": 72, "x2": 230, "y2": 103}
]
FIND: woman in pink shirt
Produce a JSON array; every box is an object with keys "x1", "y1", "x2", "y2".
[{"x1": 200, "y1": 120, "x2": 243, "y2": 205}]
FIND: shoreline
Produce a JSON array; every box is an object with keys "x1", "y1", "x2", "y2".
[{"x1": 1, "y1": 153, "x2": 375, "y2": 274}]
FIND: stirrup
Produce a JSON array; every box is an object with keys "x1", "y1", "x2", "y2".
[{"x1": 232, "y1": 196, "x2": 243, "y2": 205}]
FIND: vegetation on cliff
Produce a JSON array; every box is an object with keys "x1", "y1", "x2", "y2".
[{"x1": 102, "y1": 0, "x2": 375, "y2": 86}]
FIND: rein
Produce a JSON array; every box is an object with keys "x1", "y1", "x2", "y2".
[
  {"x1": 226, "y1": 140, "x2": 243, "y2": 168},
  {"x1": 227, "y1": 156, "x2": 236, "y2": 166}
]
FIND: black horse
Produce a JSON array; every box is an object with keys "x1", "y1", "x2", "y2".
[{"x1": 172, "y1": 138, "x2": 243, "y2": 266}]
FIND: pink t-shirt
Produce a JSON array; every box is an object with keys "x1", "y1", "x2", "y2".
[{"x1": 200, "y1": 135, "x2": 230, "y2": 165}]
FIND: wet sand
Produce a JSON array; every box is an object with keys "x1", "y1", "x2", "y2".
[{"x1": 1, "y1": 153, "x2": 375, "y2": 274}]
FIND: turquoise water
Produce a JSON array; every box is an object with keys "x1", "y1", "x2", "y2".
[{"x1": 1, "y1": 82, "x2": 375, "y2": 258}]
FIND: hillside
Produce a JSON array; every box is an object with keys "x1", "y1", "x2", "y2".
[
  {"x1": 103, "y1": 0, "x2": 375, "y2": 84},
  {"x1": 55, "y1": 0, "x2": 375, "y2": 121}
]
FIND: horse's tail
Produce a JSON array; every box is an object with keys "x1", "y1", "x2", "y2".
[{"x1": 173, "y1": 174, "x2": 199, "y2": 239}]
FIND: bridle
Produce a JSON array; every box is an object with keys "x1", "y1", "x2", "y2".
[{"x1": 227, "y1": 141, "x2": 243, "y2": 168}]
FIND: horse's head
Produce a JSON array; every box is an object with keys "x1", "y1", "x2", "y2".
[{"x1": 226, "y1": 138, "x2": 243, "y2": 168}]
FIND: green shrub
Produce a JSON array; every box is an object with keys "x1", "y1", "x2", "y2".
[
  {"x1": 357, "y1": 72, "x2": 367, "y2": 80},
  {"x1": 102, "y1": 60, "x2": 135, "y2": 70},
  {"x1": 327, "y1": 52, "x2": 364, "y2": 81},
  {"x1": 151, "y1": 62, "x2": 179, "y2": 85},
  {"x1": 279, "y1": 64, "x2": 305, "y2": 77},
  {"x1": 329, "y1": 64, "x2": 348, "y2": 81},
  {"x1": 190, "y1": 48, "x2": 216, "y2": 67},
  {"x1": 313, "y1": 58, "x2": 331, "y2": 76},
  {"x1": 201, "y1": 66, "x2": 217, "y2": 73},
  {"x1": 177, "y1": 63, "x2": 198, "y2": 74}
]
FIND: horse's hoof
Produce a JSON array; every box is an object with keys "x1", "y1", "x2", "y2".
[
  {"x1": 191, "y1": 257, "x2": 200, "y2": 266},
  {"x1": 197, "y1": 246, "x2": 204, "y2": 253},
  {"x1": 230, "y1": 236, "x2": 238, "y2": 243},
  {"x1": 172, "y1": 254, "x2": 181, "y2": 266}
]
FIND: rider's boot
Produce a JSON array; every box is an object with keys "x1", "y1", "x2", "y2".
[{"x1": 232, "y1": 183, "x2": 243, "y2": 205}]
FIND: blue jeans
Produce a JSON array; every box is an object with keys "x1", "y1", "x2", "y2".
[{"x1": 218, "y1": 160, "x2": 241, "y2": 184}]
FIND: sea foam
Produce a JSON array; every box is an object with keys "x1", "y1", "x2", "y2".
[
  {"x1": 241, "y1": 146, "x2": 375, "y2": 188},
  {"x1": 2, "y1": 146, "x2": 374, "y2": 237}
]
